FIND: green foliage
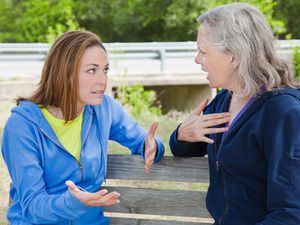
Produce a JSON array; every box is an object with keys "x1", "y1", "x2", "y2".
[
  {"x1": 0, "y1": 0, "x2": 298, "y2": 42},
  {"x1": 116, "y1": 84, "x2": 161, "y2": 120},
  {"x1": 214, "y1": 0, "x2": 286, "y2": 37},
  {"x1": 0, "y1": 0, "x2": 17, "y2": 42},
  {"x1": 274, "y1": 0, "x2": 300, "y2": 39},
  {"x1": 163, "y1": 0, "x2": 213, "y2": 41},
  {"x1": 75, "y1": 0, "x2": 172, "y2": 42},
  {"x1": 0, "y1": 0, "x2": 80, "y2": 42},
  {"x1": 293, "y1": 48, "x2": 300, "y2": 80},
  {"x1": 74, "y1": 0, "x2": 286, "y2": 41}
]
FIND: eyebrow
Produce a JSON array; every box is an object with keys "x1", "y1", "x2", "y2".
[
  {"x1": 85, "y1": 63, "x2": 110, "y2": 67},
  {"x1": 85, "y1": 63, "x2": 99, "y2": 67}
]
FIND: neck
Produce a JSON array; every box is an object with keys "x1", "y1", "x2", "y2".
[
  {"x1": 230, "y1": 92, "x2": 253, "y2": 105},
  {"x1": 46, "y1": 106, "x2": 64, "y2": 120},
  {"x1": 46, "y1": 106, "x2": 83, "y2": 120}
]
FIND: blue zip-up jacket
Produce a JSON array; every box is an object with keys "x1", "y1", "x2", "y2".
[
  {"x1": 169, "y1": 88, "x2": 300, "y2": 225},
  {"x1": 2, "y1": 95, "x2": 164, "y2": 225}
]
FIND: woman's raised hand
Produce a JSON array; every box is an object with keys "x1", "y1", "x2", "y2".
[
  {"x1": 177, "y1": 98, "x2": 230, "y2": 144},
  {"x1": 144, "y1": 122, "x2": 159, "y2": 173}
]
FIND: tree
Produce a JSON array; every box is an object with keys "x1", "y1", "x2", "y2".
[
  {"x1": 0, "y1": 0, "x2": 80, "y2": 43},
  {"x1": 274, "y1": 0, "x2": 300, "y2": 39},
  {"x1": 76, "y1": 0, "x2": 285, "y2": 42}
]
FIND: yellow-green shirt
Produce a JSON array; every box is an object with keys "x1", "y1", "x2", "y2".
[{"x1": 41, "y1": 108, "x2": 83, "y2": 162}]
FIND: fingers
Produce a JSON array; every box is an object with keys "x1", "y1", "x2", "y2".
[
  {"x1": 178, "y1": 110, "x2": 231, "y2": 142},
  {"x1": 192, "y1": 98, "x2": 209, "y2": 115},
  {"x1": 144, "y1": 121, "x2": 159, "y2": 173},
  {"x1": 203, "y1": 127, "x2": 228, "y2": 135},
  {"x1": 201, "y1": 116, "x2": 231, "y2": 128},
  {"x1": 201, "y1": 136, "x2": 215, "y2": 144},
  {"x1": 65, "y1": 181, "x2": 121, "y2": 207},
  {"x1": 144, "y1": 147, "x2": 156, "y2": 173},
  {"x1": 145, "y1": 122, "x2": 159, "y2": 148},
  {"x1": 88, "y1": 191, "x2": 120, "y2": 206},
  {"x1": 148, "y1": 122, "x2": 158, "y2": 137},
  {"x1": 201, "y1": 112, "x2": 231, "y2": 122},
  {"x1": 65, "y1": 180, "x2": 79, "y2": 192},
  {"x1": 144, "y1": 157, "x2": 154, "y2": 173}
]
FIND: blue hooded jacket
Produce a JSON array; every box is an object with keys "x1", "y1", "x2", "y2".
[
  {"x1": 2, "y1": 95, "x2": 164, "y2": 225},
  {"x1": 169, "y1": 88, "x2": 300, "y2": 225}
]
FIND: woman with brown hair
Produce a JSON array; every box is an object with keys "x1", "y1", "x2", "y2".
[{"x1": 2, "y1": 30, "x2": 165, "y2": 225}]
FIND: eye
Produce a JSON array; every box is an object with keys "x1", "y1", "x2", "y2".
[
  {"x1": 104, "y1": 67, "x2": 110, "y2": 74},
  {"x1": 87, "y1": 68, "x2": 96, "y2": 74},
  {"x1": 199, "y1": 49, "x2": 207, "y2": 55}
]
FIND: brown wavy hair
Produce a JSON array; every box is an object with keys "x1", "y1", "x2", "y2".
[{"x1": 17, "y1": 30, "x2": 106, "y2": 121}]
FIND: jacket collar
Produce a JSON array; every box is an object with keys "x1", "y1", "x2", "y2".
[{"x1": 13, "y1": 101, "x2": 94, "y2": 150}]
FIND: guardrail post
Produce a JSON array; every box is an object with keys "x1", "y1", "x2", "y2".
[{"x1": 159, "y1": 49, "x2": 166, "y2": 72}]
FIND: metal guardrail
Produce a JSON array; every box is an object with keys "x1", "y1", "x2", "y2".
[{"x1": 0, "y1": 40, "x2": 300, "y2": 71}]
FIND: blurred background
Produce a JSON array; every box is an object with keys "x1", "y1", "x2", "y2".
[{"x1": 0, "y1": 0, "x2": 300, "y2": 224}]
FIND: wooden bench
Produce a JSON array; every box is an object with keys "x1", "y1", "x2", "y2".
[
  {"x1": 8, "y1": 154, "x2": 213, "y2": 224},
  {"x1": 104, "y1": 154, "x2": 213, "y2": 225}
]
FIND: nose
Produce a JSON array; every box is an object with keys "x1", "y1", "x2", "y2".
[
  {"x1": 194, "y1": 51, "x2": 202, "y2": 65},
  {"x1": 96, "y1": 70, "x2": 107, "y2": 84}
]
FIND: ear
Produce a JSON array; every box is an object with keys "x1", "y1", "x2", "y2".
[{"x1": 229, "y1": 54, "x2": 240, "y2": 70}]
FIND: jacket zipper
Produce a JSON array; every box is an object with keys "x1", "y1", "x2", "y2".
[
  {"x1": 215, "y1": 95, "x2": 262, "y2": 224},
  {"x1": 215, "y1": 140, "x2": 228, "y2": 225},
  {"x1": 218, "y1": 167, "x2": 228, "y2": 225}
]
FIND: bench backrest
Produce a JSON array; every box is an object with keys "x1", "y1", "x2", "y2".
[{"x1": 104, "y1": 154, "x2": 213, "y2": 225}]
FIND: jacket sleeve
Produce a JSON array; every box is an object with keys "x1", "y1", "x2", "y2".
[
  {"x1": 1, "y1": 115, "x2": 90, "y2": 224},
  {"x1": 108, "y1": 97, "x2": 164, "y2": 162},
  {"x1": 169, "y1": 124, "x2": 207, "y2": 157},
  {"x1": 256, "y1": 107, "x2": 300, "y2": 225}
]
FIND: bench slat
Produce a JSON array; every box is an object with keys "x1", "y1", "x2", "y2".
[
  {"x1": 104, "y1": 187, "x2": 210, "y2": 218},
  {"x1": 109, "y1": 218, "x2": 213, "y2": 225},
  {"x1": 107, "y1": 155, "x2": 209, "y2": 182}
]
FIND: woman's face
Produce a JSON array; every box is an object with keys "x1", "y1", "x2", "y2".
[
  {"x1": 195, "y1": 27, "x2": 236, "y2": 90},
  {"x1": 77, "y1": 46, "x2": 109, "y2": 110}
]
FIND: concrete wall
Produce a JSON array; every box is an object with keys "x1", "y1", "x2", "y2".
[
  {"x1": 0, "y1": 73, "x2": 214, "y2": 113},
  {"x1": 145, "y1": 85, "x2": 214, "y2": 113}
]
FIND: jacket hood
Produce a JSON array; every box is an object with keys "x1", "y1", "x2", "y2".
[
  {"x1": 11, "y1": 101, "x2": 44, "y2": 127},
  {"x1": 260, "y1": 88, "x2": 300, "y2": 100},
  {"x1": 11, "y1": 100, "x2": 94, "y2": 128}
]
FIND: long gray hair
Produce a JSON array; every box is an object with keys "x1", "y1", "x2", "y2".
[{"x1": 198, "y1": 3, "x2": 296, "y2": 97}]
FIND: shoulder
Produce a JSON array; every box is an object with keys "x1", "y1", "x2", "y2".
[
  {"x1": 5, "y1": 101, "x2": 41, "y2": 128},
  {"x1": 261, "y1": 88, "x2": 300, "y2": 115},
  {"x1": 3, "y1": 101, "x2": 41, "y2": 143}
]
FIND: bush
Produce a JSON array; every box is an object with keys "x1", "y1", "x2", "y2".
[
  {"x1": 116, "y1": 84, "x2": 161, "y2": 120},
  {"x1": 293, "y1": 48, "x2": 300, "y2": 80}
]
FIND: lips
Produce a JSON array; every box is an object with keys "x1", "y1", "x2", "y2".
[
  {"x1": 91, "y1": 91, "x2": 105, "y2": 98},
  {"x1": 91, "y1": 91, "x2": 104, "y2": 94}
]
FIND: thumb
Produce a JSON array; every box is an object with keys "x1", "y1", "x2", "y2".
[
  {"x1": 148, "y1": 122, "x2": 158, "y2": 136},
  {"x1": 65, "y1": 180, "x2": 79, "y2": 192},
  {"x1": 192, "y1": 98, "x2": 209, "y2": 115}
]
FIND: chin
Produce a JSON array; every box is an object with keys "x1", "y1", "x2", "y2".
[
  {"x1": 87, "y1": 98, "x2": 103, "y2": 106},
  {"x1": 208, "y1": 82, "x2": 217, "y2": 88}
]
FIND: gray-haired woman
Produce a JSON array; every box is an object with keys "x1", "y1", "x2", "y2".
[{"x1": 169, "y1": 3, "x2": 300, "y2": 225}]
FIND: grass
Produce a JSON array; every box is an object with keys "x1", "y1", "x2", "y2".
[{"x1": 0, "y1": 102, "x2": 206, "y2": 224}]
